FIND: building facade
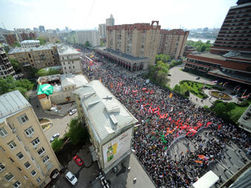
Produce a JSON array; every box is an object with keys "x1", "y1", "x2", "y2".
[
  {"x1": 184, "y1": 0, "x2": 251, "y2": 86},
  {"x1": 0, "y1": 90, "x2": 61, "y2": 188},
  {"x1": 3, "y1": 34, "x2": 18, "y2": 46},
  {"x1": 106, "y1": 21, "x2": 161, "y2": 64},
  {"x1": 8, "y1": 44, "x2": 60, "y2": 69},
  {"x1": 74, "y1": 80, "x2": 138, "y2": 174},
  {"x1": 21, "y1": 40, "x2": 40, "y2": 48},
  {"x1": 75, "y1": 30, "x2": 100, "y2": 47},
  {"x1": 39, "y1": 26, "x2": 45, "y2": 33},
  {"x1": 58, "y1": 46, "x2": 82, "y2": 74},
  {"x1": 158, "y1": 29, "x2": 189, "y2": 59},
  {"x1": 0, "y1": 46, "x2": 15, "y2": 78},
  {"x1": 106, "y1": 14, "x2": 115, "y2": 26},
  {"x1": 98, "y1": 24, "x2": 106, "y2": 39}
]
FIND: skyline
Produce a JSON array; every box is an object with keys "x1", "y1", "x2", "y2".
[{"x1": 1, "y1": 0, "x2": 237, "y2": 31}]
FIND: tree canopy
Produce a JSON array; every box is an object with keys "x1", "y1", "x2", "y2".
[
  {"x1": 0, "y1": 76, "x2": 34, "y2": 96},
  {"x1": 186, "y1": 40, "x2": 212, "y2": 52},
  {"x1": 148, "y1": 61, "x2": 169, "y2": 87},
  {"x1": 36, "y1": 68, "x2": 61, "y2": 77},
  {"x1": 84, "y1": 41, "x2": 91, "y2": 48},
  {"x1": 65, "y1": 118, "x2": 89, "y2": 145},
  {"x1": 155, "y1": 54, "x2": 171, "y2": 63},
  {"x1": 38, "y1": 37, "x2": 47, "y2": 45},
  {"x1": 9, "y1": 58, "x2": 22, "y2": 73}
]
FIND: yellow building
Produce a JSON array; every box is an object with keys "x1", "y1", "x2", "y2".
[
  {"x1": 8, "y1": 44, "x2": 60, "y2": 69},
  {"x1": 0, "y1": 90, "x2": 61, "y2": 188}
]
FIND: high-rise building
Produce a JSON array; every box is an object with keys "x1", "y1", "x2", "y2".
[
  {"x1": 158, "y1": 29, "x2": 189, "y2": 59},
  {"x1": 99, "y1": 21, "x2": 188, "y2": 70},
  {"x1": 75, "y1": 30, "x2": 100, "y2": 46},
  {"x1": 99, "y1": 24, "x2": 106, "y2": 39},
  {"x1": 39, "y1": 26, "x2": 45, "y2": 33},
  {"x1": 106, "y1": 14, "x2": 115, "y2": 26},
  {"x1": 185, "y1": 0, "x2": 251, "y2": 86},
  {"x1": 0, "y1": 46, "x2": 15, "y2": 78},
  {"x1": 0, "y1": 90, "x2": 61, "y2": 188}
]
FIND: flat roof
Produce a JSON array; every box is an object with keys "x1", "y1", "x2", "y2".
[
  {"x1": 0, "y1": 90, "x2": 31, "y2": 123},
  {"x1": 61, "y1": 74, "x2": 88, "y2": 88},
  {"x1": 74, "y1": 80, "x2": 138, "y2": 144},
  {"x1": 8, "y1": 44, "x2": 56, "y2": 54},
  {"x1": 103, "y1": 48, "x2": 148, "y2": 61},
  {"x1": 193, "y1": 170, "x2": 219, "y2": 188},
  {"x1": 58, "y1": 46, "x2": 81, "y2": 55},
  {"x1": 20, "y1": 40, "x2": 40, "y2": 44}
]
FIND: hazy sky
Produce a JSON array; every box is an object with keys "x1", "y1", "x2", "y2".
[{"x1": 0, "y1": 0, "x2": 237, "y2": 30}]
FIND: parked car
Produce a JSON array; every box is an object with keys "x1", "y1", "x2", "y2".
[
  {"x1": 65, "y1": 171, "x2": 78, "y2": 185},
  {"x1": 73, "y1": 155, "x2": 84, "y2": 166},
  {"x1": 50, "y1": 133, "x2": 60, "y2": 143},
  {"x1": 196, "y1": 77, "x2": 200, "y2": 80},
  {"x1": 69, "y1": 109, "x2": 77, "y2": 116}
]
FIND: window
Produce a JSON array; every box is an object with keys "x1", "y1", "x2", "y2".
[
  {"x1": 31, "y1": 170, "x2": 36, "y2": 176},
  {"x1": 37, "y1": 177, "x2": 41, "y2": 183},
  {"x1": 13, "y1": 181, "x2": 21, "y2": 188},
  {"x1": 24, "y1": 126, "x2": 34, "y2": 136},
  {"x1": 24, "y1": 161, "x2": 31, "y2": 169},
  {"x1": 16, "y1": 152, "x2": 24, "y2": 160},
  {"x1": 37, "y1": 147, "x2": 45, "y2": 155},
  {"x1": 9, "y1": 157, "x2": 14, "y2": 163},
  {"x1": 31, "y1": 138, "x2": 40, "y2": 147},
  {"x1": 43, "y1": 156, "x2": 49, "y2": 163},
  {"x1": 0, "y1": 163, "x2": 5, "y2": 172},
  {"x1": 17, "y1": 167, "x2": 22, "y2": 171},
  {"x1": 5, "y1": 172, "x2": 14, "y2": 181},
  {"x1": 8, "y1": 141, "x2": 17, "y2": 149},
  {"x1": 0, "y1": 127, "x2": 8, "y2": 137},
  {"x1": 17, "y1": 114, "x2": 29, "y2": 124}
]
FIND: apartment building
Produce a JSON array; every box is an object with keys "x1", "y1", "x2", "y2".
[
  {"x1": 99, "y1": 24, "x2": 106, "y2": 39},
  {"x1": 0, "y1": 46, "x2": 15, "y2": 78},
  {"x1": 158, "y1": 29, "x2": 189, "y2": 59},
  {"x1": 58, "y1": 46, "x2": 82, "y2": 74},
  {"x1": 20, "y1": 40, "x2": 40, "y2": 48},
  {"x1": 103, "y1": 21, "x2": 188, "y2": 70},
  {"x1": 0, "y1": 90, "x2": 61, "y2": 188},
  {"x1": 75, "y1": 30, "x2": 100, "y2": 47},
  {"x1": 3, "y1": 34, "x2": 18, "y2": 46},
  {"x1": 8, "y1": 44, "x2": 60, "y2": 69}
]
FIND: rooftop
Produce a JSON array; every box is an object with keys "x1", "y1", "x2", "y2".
[
  {"x1": 74, "y1": 80, "x2": 138, "y2": 144},
  {"x1": 58, "y1": 45, "x2": 81, "y2": 55},
  {"x1": 8, "y1": 44, "x2": 56, "y2": 54},
  {"x1": 189, "y1": 52, "x2": 226, "y2": 61},
  {"x1": 38, "y1": 74, "x2": 88, "y2": 94},
  {"x1": 103, "y1": 48, "x2": 148, "y2": 61},
  {"x1": 0, "y1": 90, "x2": 31, "y2": 123},
  {"x1": 20, "y1": 40, "x2": 40, "y2": 44}
]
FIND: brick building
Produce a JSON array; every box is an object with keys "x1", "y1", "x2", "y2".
[{"x1": 185, "y1": 0, "x2": 251, "y2": 86}]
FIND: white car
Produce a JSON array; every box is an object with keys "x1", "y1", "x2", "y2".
[
  {"x1": 65, "y1": 171, "x2": 78, "y2": 185},
  {"x1": 50, "y1": 133, "x2": 60, "y2": 143},
  {"x1": 69, "y1": 109, "x2": 77, "y2": 116}
]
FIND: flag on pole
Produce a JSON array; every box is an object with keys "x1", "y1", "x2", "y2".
[{"x1": 169, "y1": 93, "x2": 173, "y2": 98}]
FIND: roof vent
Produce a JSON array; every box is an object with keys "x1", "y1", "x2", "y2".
[
  {"x1": 83, "y1": 91, "x2": 96, "y2": 99},
  {"x1": 103, "y1": 96, "x2": 112, "y2": 100},
  {"x1": 106, "y1": 104, "x2": 120, "y2": 113},
  {"x1": 110, "y1": 114, "x2": 118, "y2": 125},
  {"x1": 87, "y1": 100, "x2": 100, "y2": 108}
]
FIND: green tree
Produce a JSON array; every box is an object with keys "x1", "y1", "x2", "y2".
[
  {"x1": 51, "y1": 138, "x2": 64, "y2": 152},
  {"x1": 84, "y1": 41, "x2": 91, "y2": 48},
  {"x1": 0, "y1": 76, "x2": 34, "y2": 96},
  {"x1": 38, "y1": 37, "x2": 47, "y2": 45},
  {"x1": 66, "y1": 118, "x2": 89, "y2": 145},
  {"x1": 36, "y1": 68, "x2": 60, "y2": 77},
  {"x1": 12, "y1": 42, "x2": 21, "y2": 47},
  {"x1": 9, "y1": 58, "x2": 22, "y2": 73}
]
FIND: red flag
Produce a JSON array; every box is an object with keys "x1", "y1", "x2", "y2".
[
  {"x1": 206, "y1": 122, "x2": 212, "y2": 127},
  {"x1": 198, "y1": 155, "x2": 205, "y2": 159},
  {"x1": 218, "y1": 124, "x2": 222, "y2": 130},
  {"x1": 195, "y1": 160, "x2": 203, "y2": 164},
  {"x1": 168, "y1": 117, "x2": 172, "y2": 121}
]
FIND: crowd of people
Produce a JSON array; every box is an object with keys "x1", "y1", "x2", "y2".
[{"x1": 83, "y1": 56, "x2": 250, "y2": 187}]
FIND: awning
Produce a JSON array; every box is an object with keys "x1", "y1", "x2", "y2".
[{"x1": 37, "y1": 84, "x2": 54, "y2": 96}]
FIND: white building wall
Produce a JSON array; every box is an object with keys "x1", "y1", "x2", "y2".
[
  {"x1": 60, "y1": 54, "x2": 82, "y2": 74},
  {"x1": 76, "y1": 30, "x2": 100, "y2": 46}
]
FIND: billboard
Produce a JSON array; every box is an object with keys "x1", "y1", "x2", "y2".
[{"x1": 102, "y1": 128, "x2": 133, "y2": 169}]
